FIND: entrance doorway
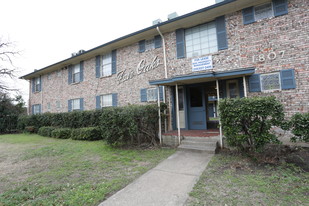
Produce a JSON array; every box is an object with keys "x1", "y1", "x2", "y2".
[{"x1": 188, "y1": 86, "x2": 207, "y2": 130}]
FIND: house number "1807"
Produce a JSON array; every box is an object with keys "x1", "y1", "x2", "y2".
[{"x1": 252, "y1": 50, "x2": 285, "y2": 63}]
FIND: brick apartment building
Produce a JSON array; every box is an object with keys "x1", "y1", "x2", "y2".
[{"x1": 21, "y1": 0, "x2": 308, "y2": 134}]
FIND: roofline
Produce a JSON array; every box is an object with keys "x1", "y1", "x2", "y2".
[{"x1": 20, "y1": 0, "x2": 236, "y2": 80}]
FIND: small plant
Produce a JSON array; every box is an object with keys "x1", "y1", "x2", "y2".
[
  {"x1": 290, "y1": 113, "x2": 309, "y2": 142},
  {"x1": 219, "y1": 96, "x2": 284, "y2": 151},
  {"x1": 24, "y1": 126, "x2": 37, "y2": 134},
  {"x1": 71, "y1": 127, "x2": 102, "y2": 141},
  {"x1": 51, "y1": 128, "x2": 72, "y2": 139}
]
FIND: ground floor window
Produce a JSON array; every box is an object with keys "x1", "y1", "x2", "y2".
[
  {"x1": 101, "y1": 94, "x2": 113, "y2": 107},
  {"x1": 226, "y1": 80, "x2": 240, "y2": 98},
  {"x1": 32, "y1": 104, "x2": 41, "y2": 114},
  {"x1": 68, "y1": 98, "x2": 83, "y2": 112},
  {"x1": 260, "y1": 72, "x2": 281, "y2": 91}
]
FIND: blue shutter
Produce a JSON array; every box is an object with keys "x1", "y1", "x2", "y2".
[
  {"x1": 159, "y1": 86, "x2": 164, "y2": 101},
  {"x1": 154, "y1": 35, "x2": 162, "y2": 48},
  {"x1": 242, "y1": 7, "x2": 255, "y2": 25},
  {"x1": 273, "y1": 0, "x2": 288, "y2": 17},
  {"x1": 39, "y1": 76, "x2": 42, "y2": 92},
  {"x1": 140, "y1": 88, "x2": 147, "y2": 102},
  {"x1": 80, "y1": 98, "x2": 84, "y2": 111},
  {"x1": 215, "y1": 16, "x2": 228, "y2": 50},
  {"x1": 80, "y1": 61, "x2": 84, "y2": 82},
  {"x1": 96, "y1": 96, "x2": 101, "y2": 109},
  {"x1": 95, "y1": 55, "x2": 101, "y2": 78},
  {"x1": 249, "y1": 74, "x2": 261, "y2": 92},
  {"x1": 139, "y1": 40, "x2": 145, "y2": 53},
  {"x1": 32, "y1": 78, "x2": 35, "y2": 93},
  {"x1": 112, "y1": 93, "x2": 118, "y2": 107},
  {"x1": 32, "y1": 105, "x2": 35, "y2": 114},
  {"x1": 238, "y1": 78, "x2": 244, "y2": 98},
  {"x1": 176, "y1": 29, "x2": 185, "y2": 59},
  {"x1": 68, "y1": 100, "x2": 72, "y2": 112},
  {"x1": 112, "y1": 50, "x2": 117, "y2": 74},
  {"x1": 280, "y1": 69, "x2": 296, "y2": 90},
  {"x1": 68, "y1": 65, "x2": 73, "y2": 84}
]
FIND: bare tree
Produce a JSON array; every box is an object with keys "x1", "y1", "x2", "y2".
[{"x1": 0, "y1": 37, "x2": 19, "y2": 92}]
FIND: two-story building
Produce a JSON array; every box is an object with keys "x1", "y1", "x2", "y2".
[{"x1": 21, "y1": 0, "x2": 309, "y2": 143}]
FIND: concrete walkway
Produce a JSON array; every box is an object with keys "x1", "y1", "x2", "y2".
[{"x1": 99, "y1": 151, "x2": 213, "y2": 206}]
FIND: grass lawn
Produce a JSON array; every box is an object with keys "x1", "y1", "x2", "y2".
[
  {"x1": 0, "y1": 134, "x2": 175, "y2": 206},
  {"x1": 186, "y1": 152, "x2": 309, "y2": 206}
]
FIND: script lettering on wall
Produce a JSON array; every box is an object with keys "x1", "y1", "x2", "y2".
[{"x1": 117, "y1": 56, "x2": 162, "y2": 84}]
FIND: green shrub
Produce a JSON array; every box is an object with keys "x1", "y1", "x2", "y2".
[
  {"x1": 24, "y1": 126, "x2": 38, "y2": 133},
  {"x1": 219, "y1": 96, "x2": 284, "y2": 151},
  {"x1": 100, "y1": 104, "x2": 164, "y2": 146},
  {"x1": 71, "y1": 127, "x2": 102, "y2": 141},
  {"x1": 51, "y1": 128, "x2": 72, "y2": 139},
  {"x1": 290, "y1": 113, "x2": 309, "y2": 142},
  {"x1": 38, "y1": 126, "x2": 56, "y2": 137}
]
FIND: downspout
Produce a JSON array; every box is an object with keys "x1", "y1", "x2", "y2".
[
  {"x1": 156, "y1": 26, "x2": 169, "y2": 136},
  {"x1": 157, "y1": 85, "x2": 162, "y2": 145},
  {"x1": 243, "y1": 76, "x2": 247, "y2": 97},
  {"x1": 175, "y1": 84, "x2": 181, "y2": 145},
  {"x1": 216, "y1": 80, "x2": 223, "y2": 149}
]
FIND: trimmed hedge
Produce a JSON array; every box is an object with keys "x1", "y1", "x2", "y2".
[
  {"x1": 51, "y1": 128, "x2": 72, "y2": 139},
  {"x1": 38, "y1": 126, "x2": 56, "y2": 137},
  {"x1": 219, "y1": 96, "x2": 284, "y2": 151},
  {"x1": 71, "y1": 127, "x2": 102, "y2": 141}
]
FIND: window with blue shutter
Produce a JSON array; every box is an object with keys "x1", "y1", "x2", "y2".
[
  {"x1": 215, "y1": 16, "x2": 228, "y2": 50},
  {"x1": 80, "y1": 98, "x2": 84, "y2": 111},
  {"x1": 154, "y1": 35, "x2": 162, "y2": 48},
  {"x1": 32, "y1": 79, "x2": 35, "y2": 93},
  {"x1": 112, "y1": 93, "x2": 118, "y2": 107},
  {"x1": 249, "y1": 74, "x2": 261, "y2": 92},
  {"x1": 242, "y1": 7, "x2": 255, "y2": 25},
  {"x1": 273, "y1": 0, "x2": 288, "y2": 17},
  {"x1": 280, "y1": 69, "x2": 296, "y2": 90},
  {"x1": 112, "y1": 50, "x2": 117, "y2": 74},
  {"x1": 95, "y1": 55, "x2": 101, "y2": 78},
  {"x1": 80, "y1": 61, "x2": 84, "y2": 82},
  {"x1": 139, "y1": 40, "x2": 146, "y2": 53},
  {"x1": 140, "y1": 88, "x2": 147, "y2": 102},
  {"x1": 176, "y1": 29, "x2": 185, "y2": 59},
  {"x1": 68, "y1": 65, "x2": 73, "y2": 84}
]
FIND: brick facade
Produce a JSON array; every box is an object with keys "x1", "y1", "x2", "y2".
[{"x1": 27, "y1": 0, "x2": 308, "y2": 119}]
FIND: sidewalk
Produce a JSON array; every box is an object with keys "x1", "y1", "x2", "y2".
[{"x1": 99, "y1": 151, "x2": 213, "y2": 206}]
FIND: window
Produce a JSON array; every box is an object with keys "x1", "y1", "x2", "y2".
[
  {"x1": 226, "y1": 80, "x2": 239, "y2": 98},
  {"x1": 47, "y1": 73, "x2": 52, "y2": 80},
  {"x1": 145, "y1": 39, "x2": 155, "y2": 51},
  {"x1": 72, "y1": 99, "x2": 80, "y2": 111},
  {"x1": 261, "y1": 72, "x2": 281, "y2": 91},
  {"x1": 32, "y1": 104, "x2": 41, "y2": 114},
  {"x1": 56, "y1": 101, "x2": 61, "y2": 109},
  {"x1": 73, "y1": 64, "x2": 81, "y2": 83},
  {"x1": 101, "y1": 53, "x2": 112, "y2": 77},
  {"x1": 96, "y1": 93, "x2": 118, "y2": 109},
  {"x1": 140, "y1": 87, "x2": 163, "y2": 102},
  {"x1": 47, "y1": 102, "x2": 51, "y2": 110},
  {"x1": 185, "y1": 22, "x2": 218, "y2": 58},
  {"x1": 255, "y1": 3, "x2": 274, "y2": 21},
  {"x1": 32, "y1": 77, "x2": 41, "y2": 93},
  {"x1": 138, "y1": 35, "x2": 162, "y2": 53},
  {"x1": 68, "y1": 98, "x2": 83, "y2": 112}
]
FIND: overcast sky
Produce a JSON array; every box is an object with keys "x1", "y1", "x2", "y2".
[{"x1": 1, "y1": 0, "x2": 215, "y2": 102}]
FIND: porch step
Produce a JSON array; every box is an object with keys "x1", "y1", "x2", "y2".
[{"x1": 177, "y1": 135, "x2": 219, "y2": 153}]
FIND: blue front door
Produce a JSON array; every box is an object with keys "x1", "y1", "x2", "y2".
[{"x1": 188, "y1": 86, "x2": 207, "y2": 130}]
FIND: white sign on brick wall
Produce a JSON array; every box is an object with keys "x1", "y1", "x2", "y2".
[{"x1": 192, "y1": 56, "x2": 213, "y2": 72}]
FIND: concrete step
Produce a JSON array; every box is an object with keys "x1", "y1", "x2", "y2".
[
  {"x1": 177, "y1": 144, "x2": 216, "y2": 154},
  {"x1": 181, "y1": 140, "x2": 217, "y2": 147},
  {"x1": 184, "y1": 136, "x2": 219, "y2": 142}
]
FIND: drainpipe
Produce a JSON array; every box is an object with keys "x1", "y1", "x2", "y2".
[
  {"x1": 157, "y1": 85, "x2": 162, "y2": 145},
  {"x1": 216, "y1": 80, "x2": 223, "y2": 149},
  {"x1": 243, "y1": 76, "x2": 247, "y2": 97},
  {"x1": 156, "y1": 26, "x2": 168, "y2": 133}
]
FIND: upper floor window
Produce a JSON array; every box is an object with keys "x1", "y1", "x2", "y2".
[
  {"x1": 138, "y1": 35, "x2": 162, "y2": 53},
  {"x1": 68, "y1": 61, "x2": 84, "y2": 84},
  {"x1": 185, "y1": 22, "x2": 218, "y2": 58},
  {"x1": 102, "y1": 53, "x2": 112, "y2": 77},
  {"x1": 32, "y1": 77, "x2": 41, "y2": 93},
  {"x1": 243, "y1": 0, "x2": 288, "y2": 25},
  {"x1": 95, "y1": 50, "x2": 117, "y2": 78}
]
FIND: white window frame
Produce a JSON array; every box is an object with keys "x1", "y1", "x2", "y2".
[
  {"x1": 260, "y1": 72, "x2": 281, "y2": 92},
  {"x1": 101, "y1": 53, "x2": 112, "y2": 77},
  {"x1": 185, "y1": 21, "x2": 218, "y2": 58},
  {"x1": 147, "y1": 88, "x2": 157, "y2": 102},
  {"x1": 100, "y1": 94, "x2": 113, "y2": 108},
  {"x1": 72, "y1": 99, "x2": 81, "y2": 111},
  {"x1": 34, "y1": 77, "x2": 40, "y2": 92},
  {"x1": 254, "y1": 2, "x2": 274, "y2": 21},
  {"x1": 72, "y1": 64, "x2": 81, "y2": 83},
  {"x1": 33, "y1": 104, "x2": 41, "y2": 114},
  {"x1": 226, "y1": 80, "x2": 240, "y2": 98}
]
